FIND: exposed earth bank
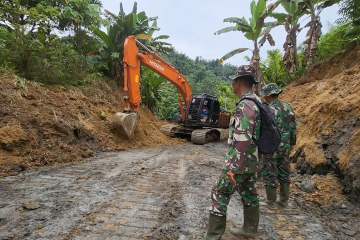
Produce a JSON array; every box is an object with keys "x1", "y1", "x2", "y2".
[
  {"x1": 0, "y1": 72, "x2": 183, "y2": 177},
  {"x1": 282, "y1": 46, "x2": 360, "y2": 202}
]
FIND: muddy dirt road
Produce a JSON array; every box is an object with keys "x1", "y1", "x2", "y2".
[{"x1": 0, "y1": 141, "x2": 357, "y2": 240}]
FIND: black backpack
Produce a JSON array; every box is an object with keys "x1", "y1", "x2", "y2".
[{"x1": 241, "y1": 97, "x2": 281, "y2": 155}]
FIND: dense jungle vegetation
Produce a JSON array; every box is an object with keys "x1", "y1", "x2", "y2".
[{"x1": 0, "y1": 0, "x2": 359, "y2": 120}]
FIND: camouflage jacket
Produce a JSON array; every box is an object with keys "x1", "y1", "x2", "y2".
[
  {"x1": 269, "y1": 99, "x2": 297, "y2": 158},
  {"x1": 223, "y1": 91, "x2": 261, "y2": 174}
]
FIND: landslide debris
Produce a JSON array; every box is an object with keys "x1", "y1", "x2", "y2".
[
  {"x1": 283, "y1": 46, "x2": 360, "y2": 202},
  {"x1": 0, "y1": 71, "x2": 183, "y2": 177}
]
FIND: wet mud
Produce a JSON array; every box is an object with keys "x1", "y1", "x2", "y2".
[{"x1": 0, "y1": 141, "x2": 359, "y2": 239}]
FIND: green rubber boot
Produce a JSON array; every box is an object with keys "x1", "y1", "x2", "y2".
[
  {"x1": 230, "y1": 204, "x2": 259, "y2": 238},
  {"x1": 201, "y1": 214, "x2": 226, "y2": 240},
  {"x1": 278, "y1": 183, "x2": 290, "y2": 208},
  {"x1": 260, "y1": 186, "x2": 277, "y2": 207}
]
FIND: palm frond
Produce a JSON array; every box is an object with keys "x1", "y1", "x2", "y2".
[
  {"x1": 218, "y1": 48, "x2": 249, "y2": 64},
  {"x1": 266, "y1": 34, "x2": 275, "y2": 46},
  {"x1": 214, "y1": 26, "x2": 239, "y2": 35},
  {"x1": 132, "y1": 1, "x2": 137, "y2": 14},
  {"x1": 269, "y1": 12, "x2": 288, "y2": 22},
  {"x1": 92, "y1": 28, "x2": 115, "y2": 49},
  {"x1": 148, "y1": 17, "x2": 159, "y2": 21},
  {"x1": 153, "y1": 35, "x2": 169, "y2": 40},
  {"x1": 147, "y1": 20, "x2": 157, "y2": 37},
  {"x1": 135, "y1": 34, "x2": 153, "y2": 41},
  {"x1": 119, "y1": 2, "x2": 125, "y2": 17},
  {"x1": 259, "y1": 35, "x2": 267, "y2": 47},
  {"x1": 224, "y1": 17, "x2": 250, "y2": 27},
  {"x1": 260, "y1": 21, "x2": 283, "y2": 36}
]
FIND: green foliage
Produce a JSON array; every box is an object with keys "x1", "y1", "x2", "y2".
[
  {"x1": 316, "y1": 23, "x2": 360, "y2": 60},
  {"x1": 0, "y1": 0, "x2": 61, "y2": 33},
  {"x1": 156, "y1": 84, "x2": 180, "y2": 120},
  {"x1": 91, "y1": 2, "x2": 166, "y2": 80},
  {"x1": 216, "y1": 85, "x2": 238, "y2": 113},
  {"x1": 338, "y1": 0, "x2": 360, "y2": 26},
  {"x1": 260, "y1": 49, "x2": 287, "y2": 87},
  {"x1": 58, "y1": 0, "x2": 103, "y2": 54},
  {"x1": 140, "y1": 67, "x2": 165, "y2": 112},
  {"x1": 214, "y1": 0, "x2": 285, "y2": 63},
  {"x1": 0, "y1": 27, "x2": 87, "y2": 85}
]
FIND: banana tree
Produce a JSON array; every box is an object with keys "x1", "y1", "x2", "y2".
[
  {"x1": 90, "y1": 2, "x2": 159, "y2": 82},
  {"x1": 302, "y1": 0, "x2": 341, "y2": 66},
  {"x1": 140, "y1": 67, "x2": 165, "y2": 113},
  {"x1": 145, "y1": 19, "x2": 173, "y2": 54},
  {"x1": 281, "y1": 0, "x2": 309, "y2": 73},
  {"x1": 214, "y1": 0, "x2": 286, "y2": 93}
]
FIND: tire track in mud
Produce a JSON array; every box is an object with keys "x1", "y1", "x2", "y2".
[{"x1": 0, "y1": 142, "x2": 349, "y2": 239}]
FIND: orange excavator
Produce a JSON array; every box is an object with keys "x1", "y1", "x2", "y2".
[{"x1": 111, "y1": 35, "x2": 231, "y2": 144}]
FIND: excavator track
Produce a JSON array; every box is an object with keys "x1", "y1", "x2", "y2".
[
  {"x1": 160, "y1": 124, "x2": 179, "y2": 138},
  {"x1": 191, "y1": 128, "x2": 220, "y2": 145}
]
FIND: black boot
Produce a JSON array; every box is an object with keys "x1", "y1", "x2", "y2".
[
  {"x1": 202, "y1": 214, "x2": 226, "y2": 240},
  {"x1": 230, "y1": 203, "x2": 259, "y2": 238},
  {"x1": 278, "y1": 183, "x2": 290, "y2": 208},
  {"x1": 260, "y1": 186, "x2": 277, "y2": 207}
]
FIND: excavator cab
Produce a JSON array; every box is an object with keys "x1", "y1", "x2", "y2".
[{"x1": 185, "y1": 94, "x2": 230, "y2": 128}]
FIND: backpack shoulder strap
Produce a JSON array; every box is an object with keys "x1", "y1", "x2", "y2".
[{"x1": 240, "y1": 97, "x2": 262, "y2": 110}]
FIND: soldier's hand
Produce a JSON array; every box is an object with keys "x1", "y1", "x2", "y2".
[{"x1": 226, "y1": 171, "x2": 236, "y2": 185}]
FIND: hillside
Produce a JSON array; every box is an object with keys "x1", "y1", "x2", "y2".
[
  {"x1": 0, "y1": 71, "x2": 182, "y2": 177},
  {"x1": 283, "y1": 47, "x2": 360, "y2": 202}
]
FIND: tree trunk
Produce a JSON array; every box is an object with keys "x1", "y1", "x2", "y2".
[
  {"x1": 283, "y1": 15, "x2": 299, "y2": 74},
  {"x1": 303, "y1": 11, "x2": 322, "y2": 67},
  {"x1": 110, "y1": 60, "x2": 124, "y2": 87},
  {"x1": 251, "y1": 41, "x2": 265, "y2": 95}
]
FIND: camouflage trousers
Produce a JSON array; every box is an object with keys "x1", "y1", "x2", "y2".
[
  {"x1": 209, "y1": 170, "x2": 259, "y2": 217},
  {"x1": 261, "y1": 156, "x2": 291, "y2": 188}
]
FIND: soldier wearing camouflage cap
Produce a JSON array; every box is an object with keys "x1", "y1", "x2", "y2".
[
  {"x1": 202, "y1": 65, "x2": 261, "y2": 239},
  {"x1": 260, "y1": 83, "x2": 297, "y2": 208}
]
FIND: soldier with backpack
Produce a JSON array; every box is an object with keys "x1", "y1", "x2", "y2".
[
  {"x1": 201, "y1": 65, "x2": 280, "y2": 240},
  {"x1": 260, "y1": 83, "x2": 297, "y2": 208}
]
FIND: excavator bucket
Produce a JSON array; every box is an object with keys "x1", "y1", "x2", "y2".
[{"x1": 111, "y1": 112, "x2": 139, "y2": 139}]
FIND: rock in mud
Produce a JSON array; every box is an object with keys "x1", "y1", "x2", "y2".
[
  {"x1": 300, "y1": 178, "x2": 315, "y2": 193},
  {"x1": 23, "y1": 202, "x2": 40, "y2": 210},
  {"x1": 343, "y1": 229, "x2": 357, "y2": 237}
]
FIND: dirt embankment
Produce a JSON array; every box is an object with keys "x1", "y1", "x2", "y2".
[
  {"x1": 283, "y1": 46, "x2": 360, "y2": 202},
  {"x1": 0, "y1": 71, "x2": 182, "y2": 177}
]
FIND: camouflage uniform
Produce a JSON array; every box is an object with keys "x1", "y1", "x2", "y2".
[
  {"x1": 210, "y1": 91, "x2": 262, "y2": 216},
  {"x1": 260, "y1": 84, "x2": 297, "y2": 188}
]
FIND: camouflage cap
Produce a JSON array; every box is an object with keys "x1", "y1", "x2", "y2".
[
  {"x1": 228, "y1": 65, "x2": 259, "y2": 83},
  {"x1": 260, "y1": 83, "x2": 283, "y2": 96}
]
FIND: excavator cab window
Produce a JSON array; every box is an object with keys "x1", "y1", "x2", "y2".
[
  {"x1": 211, "y1": 101, "x2": 220, "y2": 124},
  {"x1": 185, "y1": 93, "x2": 228, "y2": 127}
]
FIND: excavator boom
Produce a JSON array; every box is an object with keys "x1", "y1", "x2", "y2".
[
  {"x1": 112, "y1": 35, "x2": 193, "y2": 138},
  {"x1": 112, "y1": 35, "x2": 230, "y2": 142},
  {"x1": 123, "y1": 35, "x2": 192, "y2": 116}
]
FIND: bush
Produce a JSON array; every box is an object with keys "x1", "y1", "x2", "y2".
[
  {"x1": 317, "y1": 23, "x2": 360, "y2": 61},
  {"x1": 0, "y1": 28, "x2": 88, "y2": 85}
]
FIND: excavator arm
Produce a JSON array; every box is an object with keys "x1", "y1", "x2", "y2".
[
  {"x1": 112, "y1": 35, "x2": 193, "y2": 138},
  {"x1": 122, "y1": 35, "x2": 192, "y2": 120}
]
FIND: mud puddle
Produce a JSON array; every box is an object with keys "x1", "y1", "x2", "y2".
[{"x1": 0, "y1": 141, "x2": 357, "y2": 239}]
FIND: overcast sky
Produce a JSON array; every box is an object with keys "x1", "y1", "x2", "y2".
[{"x1": 100, "y1": 0, "x2": 340, "y2": 66}]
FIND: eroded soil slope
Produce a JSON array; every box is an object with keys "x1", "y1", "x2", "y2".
[
  {"x1": 282, "y1": 47, "x2": 360, "y2": 202},
  {"x1": 0, "y1": 71, "x2": 182, "y2": 177}
]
